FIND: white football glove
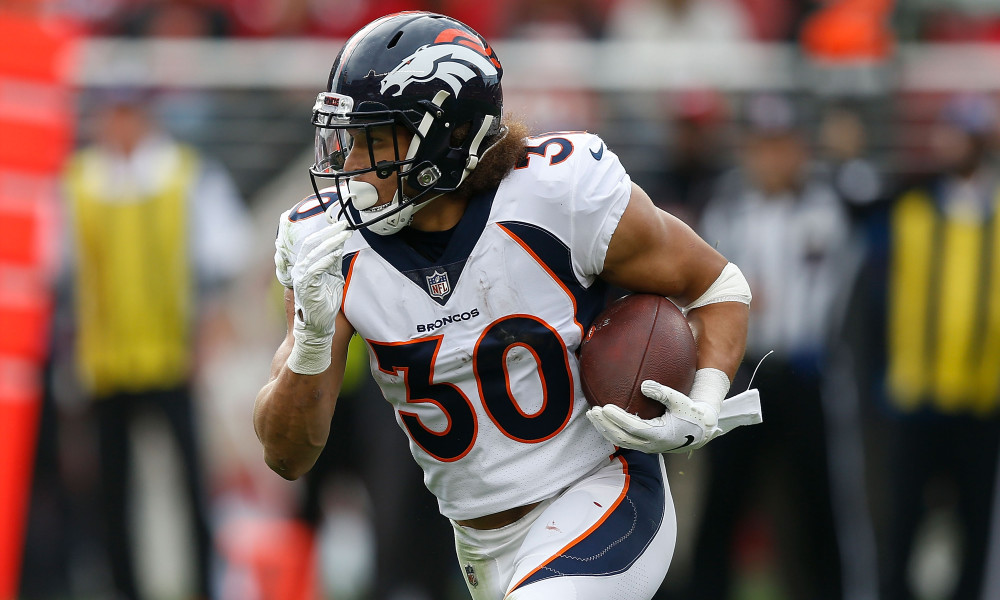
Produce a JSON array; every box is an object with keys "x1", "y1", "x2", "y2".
[
  {"x1": 285, "y1": 214, "x2": 353, "y2": 375},
  {"x1": 586, "y1": 368, "x2": 763, "y2": 454}
]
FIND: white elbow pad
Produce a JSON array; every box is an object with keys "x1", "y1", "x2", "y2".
[{"x1": 684, "y1": 262, "x2": 752, "y2": 314}]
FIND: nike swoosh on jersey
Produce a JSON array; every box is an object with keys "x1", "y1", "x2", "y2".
[{"x1": 590, "y1": 143, "x2": 604, "y2": 161}]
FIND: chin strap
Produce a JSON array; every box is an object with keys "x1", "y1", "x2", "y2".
[{"x1": 359, "y1": 190, "x2": 447, "y2": 236}]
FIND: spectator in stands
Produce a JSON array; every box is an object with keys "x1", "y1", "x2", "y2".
[
  {"x1": 676, "y1": 93, "x2": 852, "y2": 600},
  {"x1": 301, "y1": 1, "x2": 427, "y2": 40},
  {"x1": 654, "y1": 89, "x2": 729, "y2": 227},
  {"x1": 499, "y1": 0, "x2": 606, "y2": 133},
  {"x1": 818, "y1": 101, "x2": 887, "y2": 222},
  {"x1": 896, "y1": 0, "x2": 1000, "y2": 43},
  {"x1": 437, "y1": 0, "x2": 515, "y2": 40},
  {"x1": 852, "y1": 91, "x2": 1000, "y2": 600},
  {"x1": 61, "y1": 89, "x2": 253, "y2": 600},
  {"x1": 114, "y1": 0, "x2": 232, "y2": 38},
  {"x1": 504, "y1": 0, "x2": 606, "y2": 39},
  {"x1": 606, "y1": 0, "x2": 753, "y2": 43}
]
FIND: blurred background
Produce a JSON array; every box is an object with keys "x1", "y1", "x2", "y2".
[{"x1": 3, "y1": 0, "x2": 1000, "y2": 599}]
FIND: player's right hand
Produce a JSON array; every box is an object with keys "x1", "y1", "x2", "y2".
[{"x1": 286, "y1": 215, "x2": 352, "y2": 375}]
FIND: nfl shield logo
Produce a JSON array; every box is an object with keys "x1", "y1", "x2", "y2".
[
  {"x1": 465, "y1": 564, "x2": 479, "y2": 587},
  {"x1": 426, "y1": 270, "x2": 451, "y2": 299}
]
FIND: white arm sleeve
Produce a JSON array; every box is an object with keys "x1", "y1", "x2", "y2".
[{"x1": 682, "y1": 262, "x2": 752, "y2": 315}]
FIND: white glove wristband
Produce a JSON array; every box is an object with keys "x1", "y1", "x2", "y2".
[
  {"x1": 283, "y1": 215, "x2": 352, "y2": 376},
  {"x1": 287, "y1": 333, "x2": 333, "y2": 375},
  {"x1": 690, "y1": 367, "x2": 731, "y2": 417}
]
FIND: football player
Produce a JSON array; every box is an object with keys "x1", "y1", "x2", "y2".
[{"x1": 254, "y1": 12, "x2": 760, "y2": 600}]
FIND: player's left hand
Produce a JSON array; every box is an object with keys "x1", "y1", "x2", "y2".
[
  {"x1": 586, "y1": 380, "x2": 721, "y2": 453},
  {"x1": 586, "y1": 376, "x2": 762, "y2": 454}
]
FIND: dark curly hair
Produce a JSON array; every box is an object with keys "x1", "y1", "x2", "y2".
[{"x1": 456, "y1": 118, "x2": 530, "y2": 199}]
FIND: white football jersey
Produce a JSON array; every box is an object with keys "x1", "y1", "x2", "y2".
[{"x1": 276, "y1": 132, "x2": 631, "y2": 519}]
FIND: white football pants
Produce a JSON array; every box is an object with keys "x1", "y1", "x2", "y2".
[{"x1": 451, "y1": 449, "x2": 676, "y2": 600}]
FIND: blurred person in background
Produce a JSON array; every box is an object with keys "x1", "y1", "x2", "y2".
[
  {"x1": 817, "y1": 101, "x2": 887, "y2": 223},
  {"x1": 602, "y1": 2, "x2": 746, "y2": 224},
  {"x1": 850, "y1": 92, "x2": 1000, "y2": 600},
  {"x1": 677, "y1": 93, "x2": 853, "y2": 600},
  {"x1": 103, "y1": 0, "x2": 235, "y2": 150},
  {"x1": 61, "y1": 88, "x2": 253, "y2": 600},
  {"x1": 653, "y1": 89, "x2": 729, "y2": 227}
]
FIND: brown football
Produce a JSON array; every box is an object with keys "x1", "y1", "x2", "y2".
[{"x1": 579, "y1": 294, "x2": 697, "y2": 419}]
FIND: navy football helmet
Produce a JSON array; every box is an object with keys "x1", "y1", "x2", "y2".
[{"x1": 310, "y1": 11, "x2": 505, "y2": 235}]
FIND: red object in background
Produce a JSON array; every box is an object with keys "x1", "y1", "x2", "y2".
[
  {"x1": 0, "y1": 16, "x2": 74, "y2": 174},
  {"x1": 922, "y1": 12, "x2": 1000, "y2": 43},
  {"x1": 0, "y1": 9, "x2": 76, "y2": 600},
  {"x1": 0, "y1": 116, "x2": 72, "y2": 175},
  {"x1": 0, "y1": 209, "x2": 37, "y2": 266},
  {"x1": 800, "y1": 0, "x2": 895, "y2": 61},
  {"x1": 220, "y1": 0, "x2": 522, "y2": 40},
  {"x1": 0, "y1": 279, "x2": 52, "y2": 361},
  {"x1": 672, "y1": 88, "x2": 728, "y2": 126},
  {"x1": 739, "y1": 0, "x2": 797, "y2": 41},
  {"x1": 0, "y1": 360, "x2": 43, "y2": 600},
  {"x1": 218, "y1": 518, "x2": 318, "y2": 600},
  {"x1": 439, "y1": 0, "x2": 516, "y2": 40},
  {"x1": 222, "y1": 0, "x2": 422, "y2": 38}
]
